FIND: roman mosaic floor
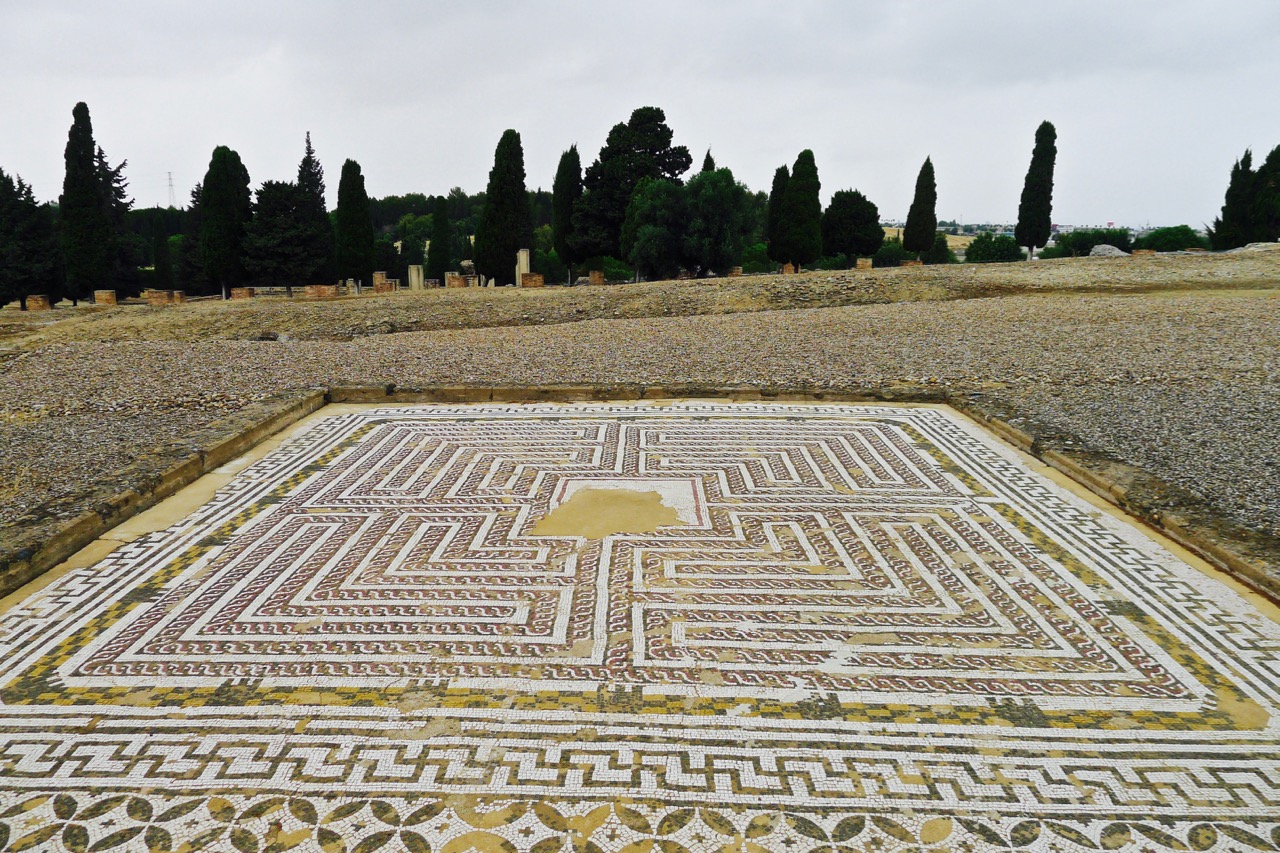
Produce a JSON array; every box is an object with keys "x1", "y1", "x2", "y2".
[{"x1": 2, "y1": 401, "x2": 1279, "y2": 852}]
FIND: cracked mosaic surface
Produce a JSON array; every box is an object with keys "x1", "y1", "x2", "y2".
[{"x1": 2, "y1": 402, "x2": 1279, "y2": 852}]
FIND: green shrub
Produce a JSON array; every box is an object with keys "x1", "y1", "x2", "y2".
[
  {"x1": 1133, "y1": 225, "x2": 1209, "y2": 252},
  {"x1": 923, "y1": 233, "x2": 957, "y2": 265},
  {"x1": 1042, "y1": 228, "x2": 1132, "y2": 257},
  {"x1": 872, "y1": 237, "x2": 905, "y2": 268},
  {"x1": 811, "y1": 254, "x2": 849, "y2": 270},
  {"x1": 740, "y1": 242, "x2": 772, "y2": 274},
  {"x1": 965, "y1": 232, "x2": 1023, "y2": 263}
]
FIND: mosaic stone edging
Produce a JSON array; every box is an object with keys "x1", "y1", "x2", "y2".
[{"x1": 4, "y1": 791, "x2": 1279, "y2": 852}]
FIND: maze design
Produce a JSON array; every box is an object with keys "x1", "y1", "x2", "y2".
[{"x1": 1, "y1": 402, "x2": 1279, "y2": 852}]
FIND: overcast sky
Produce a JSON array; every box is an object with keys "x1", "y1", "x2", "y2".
[{"x1": 2, "y1": 1, "x2": 1277, "y2": 227}]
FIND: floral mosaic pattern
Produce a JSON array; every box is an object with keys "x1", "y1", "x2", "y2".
[{"x1": 1, "y1": 403, "x2": 1278, "y2": 852}]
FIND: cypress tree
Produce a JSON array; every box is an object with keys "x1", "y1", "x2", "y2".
[
  {"x1": 902, "y1": 157, "x2": 938, "y2": 259},
  {"x1": 773, "y1": 150, "x2": 822, "y2": 269},
  {"x1": 59, "y1": 102, "x2": 115, "y2": 303},
  {"x1": 153, "y1": 223, "x2": 173, "y2": 291},
  {"x1": 474, "y1": 129, "x2": 530, "y2": 285},
  {"x1": 822, "y1": 190, "x2": 884, "y2": 263},
  {"x1": 1209, "y1": 150, "x2": 1254, "y2": 250},
  {"x1": 334, "y1": 159, "x2": 375, "y2": 287},
  {"x1": 1249, "y1": 145, "x2": 1280, "y2": 244},
  {"x1": 1015, "y1": 121, "x2": 1057, "y2": 259},
  {"x1": 765, "y1": 165, "x2": 789, "y2": 263},
  {"x1": 0, "y1": 170, "x2": 59, "y2": 309},
  {"x1": 551, "y1": 145, "x2": 583, "y2": 282},
  {"x1": 701, "y1": 150, "x2": 716, "y2": 173},
  {"x1": 199, "y1": 146, "x2": 252, "y2": 299},
  {"x1": 296, "y1": 132, "x2": 335, "y2": 284},
  {"x1": 425, "y1": 195, "x2": 452, "y2": 284}
]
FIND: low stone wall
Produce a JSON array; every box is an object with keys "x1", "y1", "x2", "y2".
[
  {"x1": 230, "y1": 287, "x2": 254, "y2": 300},
  {"x1": 445, "y1": 273, "x2": 466, "y2": 288},
  {"x1": 304, "y1": 284, "x2": 339, "y2": 299}
]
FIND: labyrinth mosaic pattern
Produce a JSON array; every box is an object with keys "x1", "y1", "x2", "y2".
[{"x1": 2, "y1": 402, "x2": 1279, "y2": 852}]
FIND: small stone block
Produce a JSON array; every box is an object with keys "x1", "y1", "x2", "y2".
[
  {"x1": 229, "y1": 287, "x2": 255, "y2": 300},
  {"x1": 94, "y1": 290, "x2": 117, "y2": 305},
  {"x1": 521, "y1": 273, "x2": 544, "y2": 288},
  {"x1": 445, "y1": 273, "x2": 466, "y2": 288},
  {"x1": 589, "y1": 270, "x2": 605, "y2": 286},
  {"x1": 729, "y1": 267, "x2": 743, "y2": 277},
  {"x1": 147, "y1": 291, "x2": 173, "y2": 306},
  {"x1": 782, "y1": 264, "x2": 796, "y2": 275},
  {"x1": 901, "y1": 260, "x2": 923, "y2": 267},
  {"x1": 856, "y1": 258, "x2": 873, "y2": 270},
  {"x1": 26, "y1": 294, "x2": 51, "y2": 311},
  {"x1": 171, "y1": 291, "x2": 186, "y2": 304}
]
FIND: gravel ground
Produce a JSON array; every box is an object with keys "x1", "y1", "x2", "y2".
[
  {"x1": 5, "y1": 247, "x2": 1278, "y2": 345},
  {"x1": 2, "y1": 280, "x2": 1277, "y2": 539}
]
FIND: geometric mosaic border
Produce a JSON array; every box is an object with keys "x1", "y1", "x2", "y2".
[{"x1": 1, "y1": 403, "x2": 1278, "y2": 852}]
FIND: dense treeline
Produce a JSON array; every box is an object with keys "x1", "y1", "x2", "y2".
[{"x1": 3, "y1": 103, "x2": 1272, "y2": 307}]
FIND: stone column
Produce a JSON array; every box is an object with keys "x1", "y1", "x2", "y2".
[
  {"x1": 515, "y1": 248, "x2": 531, "y2": 286},
  {"x1": 408, "y1": 265, "x2": 424, "y2": 290}
]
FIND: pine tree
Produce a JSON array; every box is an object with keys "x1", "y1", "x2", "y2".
[
  {"x1": 571, "y1": 107, "x2": 692, "y2": 260},
  {"x1": 59, "y1": 102, "x2": 115, "y2": 303},
  {"x1": 153, "y1": 224, "x2": 173, "y2": 291},
  {"x1": 902, "y1": 157, "x2": 938, "y2": 259},
  {"x1": 177, "y1": 183, "x2": 211, "y2": 295},
  {"x1": 822, "y1": 190, "x2": 884, "y2": 263},
  {"x1": 199, "y1": 146, "x2": 253, "y2": 299},
  {"x1": 1209, "y1": 150, "x2": 1255, "y2": 250},
  {"x1": 765, "y1": 165, "x2": 789, "y2": 263},
  {"x1": 0, "y1": 169, "x2": 59, "y2": 309},
  {"x1": 96, "y1": 146, "x2": 141, "y2": 297},
  {"x1": 334, "y1": 159, "x2": 375, "y2": 287},
  {"x1": 474, "y1": 129, "x2": 530, "y2": 285},
  {"x1": 551, "y1": 145, "x2": 583, "y2": 282},
  {"x1": 701, "y1": 150, "x2": 716, "y2": 173},
  {"x1": 773, "y1": 150, "x2": 822, "y2": 269},
  {"x1": 244, "y1": 181, "x2": 314, "y2": 294},
  {"x1": 620, "y1": 177, "x2": 688, "y2": 280},
  {"x1": 1015, "y1": 121, "x2": 1057, "y2": 259},
  {"x1": 683, "y1": 167, "x2": 751, "y2": 276},
  {"x1": 296, "y1": 132, "x2": 334, "y2": 283},
  {"x1": 425, "y1": 195, "x2": 452, "y2": 284}
]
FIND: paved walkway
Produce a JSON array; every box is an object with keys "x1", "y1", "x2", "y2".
[{"x1": 1, "y1": 402, "x2": 1278, "y2": 851}]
